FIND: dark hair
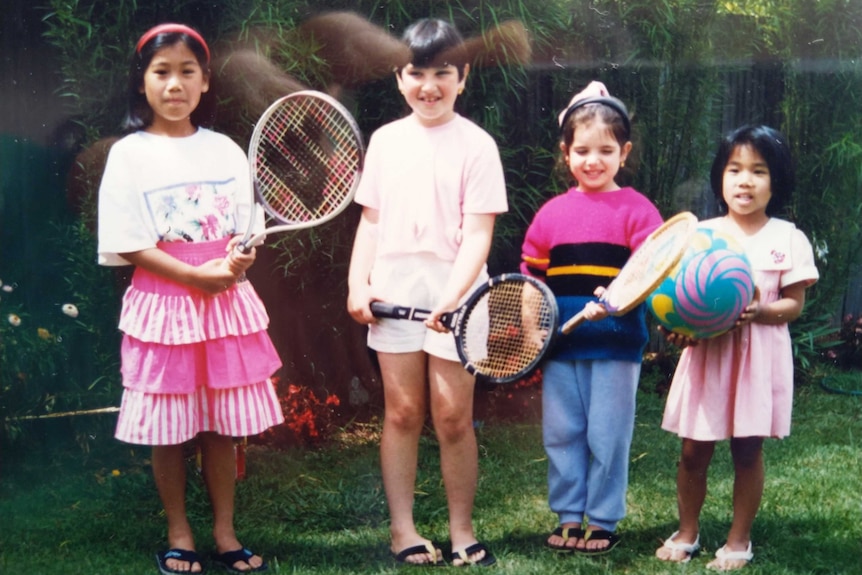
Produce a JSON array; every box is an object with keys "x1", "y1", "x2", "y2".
[
  {"x1": 710, "y1": 125, "x2": 794, "y2": 216},
  {"x1": 122, "y1": 27, "x2": 214, "y2": 133},
  {"x1": 560, "y1": 100, "x2": 630, "y2": 151},
  {"x1": 400, "y1": 19, "x2": 468, "y2": 78}
]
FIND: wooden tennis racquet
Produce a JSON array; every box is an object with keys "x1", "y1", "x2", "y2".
[
  {"x1": 560, "y1": 211, "x2": 698, "y2": 334},
  {"x1": 235, "y1": 90, "x2": 364, "y2": 252},
  {"x1": 370, "y1": 273, "x2": 559, "y2": 384}
]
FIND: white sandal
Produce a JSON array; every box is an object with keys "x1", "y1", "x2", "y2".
[
  {"x1": 655, "y1": 530, "x2": 701, "y2": 563},
  {"x1": 707, "y1": 542, "x2": 753, "y2": 570}
]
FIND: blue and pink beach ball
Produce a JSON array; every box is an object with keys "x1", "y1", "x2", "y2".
[{"x1": 647, "y1": 227, "x2": 756, "y2": 339}]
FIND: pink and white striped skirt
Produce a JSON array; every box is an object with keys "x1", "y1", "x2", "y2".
[
  {"x1": 115, "y1": 381, "x2": 284, "y2": 445},
  {"x1": 114, "y1": 239, "x2": 284, "y2": 445}
]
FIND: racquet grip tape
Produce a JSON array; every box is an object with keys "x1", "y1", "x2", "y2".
[{"x1": 369, "y1": 302, "x2": 456, "y2": 328}]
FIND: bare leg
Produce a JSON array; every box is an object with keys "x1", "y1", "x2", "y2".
[
  {"x1": 152, "y1": 444, "x2": 202, "y2": 573},
  {"x1": 706, "y1": 437, "x2": 763, "y2": 571},
  {"x1": 198, "y1": 432, "x2": 265, "y2": 571},
  {"x1": 428, "y1": 356, "x2": 488, "y2": 565},
  {"x1": 377, "y1": 351, "x2": 441, "y2": 564},
  {"x1": 656, "y1": 439, "x2": 714, "y2": 562}
]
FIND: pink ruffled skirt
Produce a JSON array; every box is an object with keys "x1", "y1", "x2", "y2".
[{"x1": 114, "y1": 239, "x2": 284, "y2": 445}]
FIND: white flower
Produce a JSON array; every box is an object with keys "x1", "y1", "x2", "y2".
[
  {"x1": 61, "y1": 303, "x2": 79, "y2": 318},
  {"x1": 1, "y1": 284, "x2": 12, "y2": 293},
  {"x1": 7, "y1": 313, "x2": 21, "y2": 327},
  {"x1": 813, "y1": 236, "x2": 829, "y2": 264}
]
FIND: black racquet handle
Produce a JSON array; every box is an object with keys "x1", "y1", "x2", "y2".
[{"x1": 369, "y1": 302, "x2": 456, "y2": 329}]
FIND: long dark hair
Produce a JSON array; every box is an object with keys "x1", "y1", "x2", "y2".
[{"x1": 122, "y1": 26, "x2": 215, "y2": 133}]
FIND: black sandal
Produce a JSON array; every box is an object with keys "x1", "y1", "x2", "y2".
[
  {"x1": 546, "y1": 526, "x2": 584, "y2": 552},
  {"x1": 575, "y1": 529, "x2": 620, "y2": 555}
]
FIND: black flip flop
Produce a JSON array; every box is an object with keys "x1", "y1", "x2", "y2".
[
  {"x1": 575, "y1": 530, "x2": 620, "y2": 555},
  {"x1": 392, "y1": 542, "x2": 446, "y2": 566},
  {"x1": 546, "y1": 526, "x2": 585, "y2": 552},
  {"x1": 211, "y1": 547, "x2": 268, "y2": 573},
  {"x1": 155, "y1": 549, "x2": 204, "y2": 575},
  {"x1": 451, "y1": 542, "x2": 497, "y2": 567}
]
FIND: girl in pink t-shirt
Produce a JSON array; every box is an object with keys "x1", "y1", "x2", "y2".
[
  {"x1": 655, "y1": 125, "x2": 818, "y2": 570},
  {"x1": 347, "y1": 18, "x2": 507, "y2": 568}
]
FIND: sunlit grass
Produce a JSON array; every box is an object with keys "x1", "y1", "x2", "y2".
[{"x1": 1, "y1": 384, "x2": 860, "y2": 574}]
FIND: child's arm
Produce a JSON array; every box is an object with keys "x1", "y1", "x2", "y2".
[
  {"x1": 120, "y1": 248, "x2": 240, "y2": 296},
  {"x1": 426, "y1": 213, "x2": 496, "y2": 332},
  {"x1": 740, "y1": 281, "x2": 807, "y2": 327},
  {"x1": 346, "y1": 206, "x2": 379, "y2": 324}
]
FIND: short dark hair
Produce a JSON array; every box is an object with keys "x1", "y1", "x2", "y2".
[
  {"x1": 400, "y1": 19, "x2": 467, "y2": 78},
  {"x1": 710, "y1": 125, "x2": 794, "y2": 216},
  {"x1": 123, "y1": 27, "x2": 214, "y2": 133}
]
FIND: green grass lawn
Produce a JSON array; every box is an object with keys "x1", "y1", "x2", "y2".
[{"x1": 1, "y1": 383, "x2": 860, "y2": 574}]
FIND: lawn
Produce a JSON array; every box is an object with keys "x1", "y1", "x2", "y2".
[{"x1": 1, "y1": 381, "x2": 860, "y2": 574}]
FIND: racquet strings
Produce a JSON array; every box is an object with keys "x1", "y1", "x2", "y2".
[
  {"x1": 253, "y1": 96, "x2": 361, "y2": 224},
  {"x1": 459, "y1": 279, "x2": 556, "y2": 381},
  {"x1": 602, "y1": 211, "x2": 697, "y2": 313}
]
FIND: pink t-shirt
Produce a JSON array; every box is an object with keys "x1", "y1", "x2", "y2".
[{"x1": 355, "y1": 114, "x2": 508, "y2": 261}]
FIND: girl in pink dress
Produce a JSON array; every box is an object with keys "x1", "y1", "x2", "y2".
[
  {"x1": 98, "y1": 24, "x2": 282, "y2": 575},
  {"x1": 655, "y1": 125, "x2": 818, "y2": 570}
]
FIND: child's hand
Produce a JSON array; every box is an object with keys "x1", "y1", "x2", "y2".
[
  {"x1": 425, "y1": 296, "x2": 460, "y2": 333},
  {"x1": 658, "y1": 325, "x2": 699, "y2": 348},
  {"x1": 582, "y1": 285, "x2": 609, "y2": 321},
  {"x1": 223, "y1": 238, "x2": 256, "y2": 276},
  {"x1": 582, "y1": 301, "x2": 609, "y2": 322},
  {"x1": 195, "y1": 259, "x2": 241, "y2": 295},
  {"x1": 735, "y1": 286, "x2": 762, "y2": 328},
  {"x1": 347, "y1": 287, "x2": 376, "y2": 325},
  {"x1": 424, "y1": 306, "x2": 453, "y2": 333}
]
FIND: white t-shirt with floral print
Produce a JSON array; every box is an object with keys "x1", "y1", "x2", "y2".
[{"x1": 98, "y1": 128, "x2": 260, "y2": 266}]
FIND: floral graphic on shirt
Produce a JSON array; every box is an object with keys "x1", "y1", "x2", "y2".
[
  {"x1": 771, "y1": 249, "x2": 786, "y2": 264},
  {"x1": 145, "y1": 179, "x2": 240, "y2": 242}
]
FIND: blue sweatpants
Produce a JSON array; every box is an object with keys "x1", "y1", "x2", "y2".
[{"x1": 542, "y1": 358, "x2": 640, "y2": 532}]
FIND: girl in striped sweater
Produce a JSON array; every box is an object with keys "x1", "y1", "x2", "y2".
[{"x1": 521, "y1": 81, "x2": 662, "y2": 555}]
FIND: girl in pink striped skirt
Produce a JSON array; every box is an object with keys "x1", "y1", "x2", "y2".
[{"x1": 98, "y1": 23, "x2": 282, "y2": 575}]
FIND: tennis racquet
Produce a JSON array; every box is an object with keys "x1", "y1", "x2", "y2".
[
  {"x1": 370, "y1": 273, "x2": 559, "y2": 384},
  {"x1": 235, "y1": 90, "x2": 364, "y2": 252},
  {"x1": 560, "y1": 211, "x2": 698, "y2": 334}
]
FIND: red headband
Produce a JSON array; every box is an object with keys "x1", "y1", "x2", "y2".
[{"x1": 135, "y1": 23, "x2": 210, "y2": 63}]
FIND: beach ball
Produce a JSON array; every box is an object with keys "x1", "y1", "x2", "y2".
[{"x1": 646, "y1": 227, "x2": 755, "y2": 339}]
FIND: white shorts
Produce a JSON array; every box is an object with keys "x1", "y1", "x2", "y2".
[{"x1": 368, "y1": 253, "x2": 488, "y2": 362}]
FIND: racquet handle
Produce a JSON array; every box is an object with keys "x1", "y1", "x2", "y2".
[
  {"x1": 370, "y1": 302, "x2": 456, "y2": 329},
  {"x1": 560, "y1": 309, "x2": 588, "y2": 334}
]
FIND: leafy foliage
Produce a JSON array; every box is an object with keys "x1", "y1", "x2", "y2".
[
  {"x1": 1, "y1": 220, "x2": 121, "y2": 443},
  {"x1": 23, "y1": 0, "x2": 862, "y2": 425}
]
